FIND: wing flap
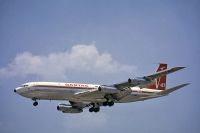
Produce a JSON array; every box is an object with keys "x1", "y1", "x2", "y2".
[
  {"x1": 72, "y1": 89, "x2": 106, "y2": 102},
  {"x1": 74, "y1": 89, "x2": 99, "y2": 97},
  {"x1": 112, "y1": 87, "x2": 133, "y2": 100}
]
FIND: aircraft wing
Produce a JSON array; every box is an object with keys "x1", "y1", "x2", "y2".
[
  {"x1": 72, "y1": 84, "x2": 131, "y2": 101},
  {"x1": 113, "y1": 67, "x2": 185, "y2": 89},
  {"x1": 72, "y1": 89, "x2": 107, "y2": 102}
]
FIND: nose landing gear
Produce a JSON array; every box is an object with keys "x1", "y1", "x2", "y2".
[
  {"x1": 33, "y1": 101, "x2": 38, "y2": 106},
  {"x1": 32, "y1": 98, "x2": 38, "y2": 106}
]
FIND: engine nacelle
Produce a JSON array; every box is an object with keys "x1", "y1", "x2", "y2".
[
  {"x1": 57, "y1": 104, "x2": 82, "y2": 113},
  {"x1": 128, "y1": 77, "x2": 151, "y2": 85},
  {"x1": 98, "y1": 85, "x2": 119, "y2": 94}
]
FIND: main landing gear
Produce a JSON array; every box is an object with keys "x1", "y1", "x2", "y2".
[
  {"x1": 89, "y1": 103, "x2": 100, "y2": 113},
  {"x1": 89, "y1": 107, "x2": 100, "y2": 113},
  {"x1": 102, "y1": 95, "x2": 115, "y2": 107},
  {"x1": 88, "y1": 100, "x2": 115, "y2": 113},
  {"x1": 103, "y1": 101, "x2": 114, "y2": 107}
]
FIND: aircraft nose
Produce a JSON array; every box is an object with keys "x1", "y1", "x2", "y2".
[{"x1": 14, "y1": 87, "x2": 21, "y2": 94}]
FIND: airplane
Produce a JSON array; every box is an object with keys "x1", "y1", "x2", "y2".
[{"x1": 14, "y1": 64, "x2": 189, "y2": 113}]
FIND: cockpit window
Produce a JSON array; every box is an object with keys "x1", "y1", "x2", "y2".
[{"x1": 20, "y1": 84, "x2": 29, "y2": 87}]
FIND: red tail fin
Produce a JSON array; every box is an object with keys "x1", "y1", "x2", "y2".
[{"x1": 147, "y1": 64, "x2": 167, "y2": 90}]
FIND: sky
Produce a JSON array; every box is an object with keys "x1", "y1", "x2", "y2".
[{"x1": 0, "y1": 0, "x2": 199, "y2": 133}]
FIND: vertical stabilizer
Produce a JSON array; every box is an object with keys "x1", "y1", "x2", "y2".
[{"x1": 147, "y1": 64, "x2": 167, "y2": 90}]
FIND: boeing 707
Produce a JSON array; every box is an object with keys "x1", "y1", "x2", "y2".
[{"x1": 14, "y1": 64, "x2": 189, "y2": 113}]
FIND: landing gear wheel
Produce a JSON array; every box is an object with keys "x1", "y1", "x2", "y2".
[
  {"x1": 33, "y1": 101, "x2": 38, "y2": 106},
  {"x1": 103, "y1": 101, "x2": 114, "y2": 107},
  {"x1": 89, "y1": 103, "x2": 100, "y2": 113},
  {"x1": 128, "y1": 78, "x2": 131, "y2": 83},
  {"x1": 108, "y1": 101, "x2": 114, "y2": 107},
  {"x1": 103, "y1": 102, "x2": 108, "y2": 106},
  {"x1": 89, "y1": 107, "x2": 94, "y2": 112},
  {"x1": 94, "y1": 107, "x2": 100, "y2": 113}
]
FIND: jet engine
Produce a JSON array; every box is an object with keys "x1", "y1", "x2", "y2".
[
  {"x1": 128, "y1": 77, "x2": 151, "y2": 85},
  {"x1": 57, "y1": 104, "x2": 82, "y2": 113},
  {"x1": 98, "y1": 85, "x2": 120, "y2": 94}
]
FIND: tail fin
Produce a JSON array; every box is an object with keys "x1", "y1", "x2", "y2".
[{"x1": 148, "y1": 64, "x2": 167, "y2": 90}]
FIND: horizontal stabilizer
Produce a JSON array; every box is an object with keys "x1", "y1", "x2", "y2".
[
  {"x1": 146, "y1": 67, "x2": 185, "y2": 80},
  {"x1": 158, "y1": 83, "x2": 190, "y2": 95},
  {"x1": 113, "y1": 66, "x2": 186, "y2": 90}
]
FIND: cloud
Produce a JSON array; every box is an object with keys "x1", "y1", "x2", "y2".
[{"x1": 0, "y1": 44, "x2": 135, "y2": 80}]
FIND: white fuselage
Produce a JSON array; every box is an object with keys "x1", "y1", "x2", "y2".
[
  {"x1": 15, "y1": 82, "x2": 99, "y2": 100},
  {"x1": 15, "y1": 82, "x2": 162, "y2": 103}
]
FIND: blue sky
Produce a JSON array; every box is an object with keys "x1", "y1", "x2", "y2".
[{"x1": 0, "y1": 0, "x2": 199, "y2": 133}]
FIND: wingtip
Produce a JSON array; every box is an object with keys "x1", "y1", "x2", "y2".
[
  {"x1": 184, "y1": 83, "x2": 191, "y2": 86},
  {"x1": 178, "y1": 66, "x2": 186, "y2": 69},
  {"x1": 181, "y1": 66, "x2": 186, "y2": 69},
  {"x1": 173, "y1": 66, "x2": 186, "y2": 71},
  {"x1": 180, "y1": 83, "x2": 191, "y2": 88}
]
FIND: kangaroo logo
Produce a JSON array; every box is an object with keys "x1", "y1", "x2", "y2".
[
  {"x1": 159, "y1": 67, "x2": 166, "y2": 71},
  {"x1": 159, "y1": 83, "x2": 166, "y2": 88}
]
